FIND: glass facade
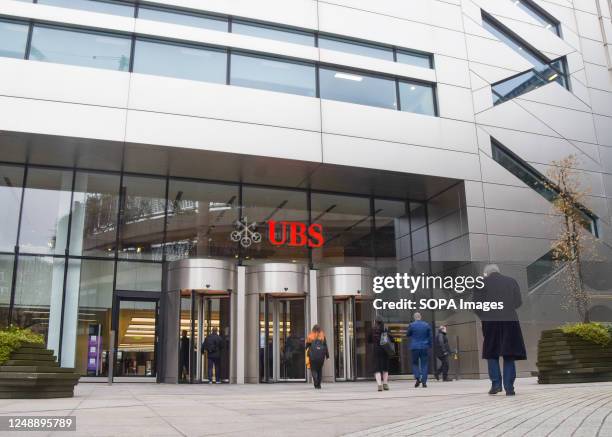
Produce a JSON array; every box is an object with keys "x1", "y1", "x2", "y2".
[
  {"x1": 399, "y1": 81, "x2": 437, "y2": 116},
  {"x1": 396, "y1": 50, "x2": 433, "y2": 69},
  {"x1": 0, "y1": 20, "x2": 28, "y2": 59},
  {"x1": 232, "y1": 21, "x2": 314, "y2": 46},
  {"x1": 138, "y1": 6, "x2": 228, "y2": 31},
  {"x1": 319, "y1": 68, "x2": 398, "y2": 109},
  {"x1": 319, "y1": 36, "x2": 394, "y2": 61},
  {"x1": 37, "y1": 0, "x2": 134, "y2": 17},
  {"x1": 511, "y1": 0, "x2": 560, "y2": 36}
]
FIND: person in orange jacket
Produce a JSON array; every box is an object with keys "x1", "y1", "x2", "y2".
[{"x1": 305, "y1": 325, "x2": 329, "y2": 389}]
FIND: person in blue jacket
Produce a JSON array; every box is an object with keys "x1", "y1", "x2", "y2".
[{"x1": 407, "y1": 312, "x2": 432, "y2": 388}]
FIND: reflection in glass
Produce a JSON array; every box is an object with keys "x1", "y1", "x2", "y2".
[
  {"x1": 318, "y1": 36, "x2": 393, "y2": 61},
  {"x1": 241, "y1": 187, "x2": 308, "y2": 263},
  {"x1": 374, "y1": 199, "x2": 408, "y2": 269},
  {"x1": 165, "y1": 180, "x2": 239, "y2": 261},
  {"x1": 19, "y1": 168, "x2": 72, "y2": 255},
  {"x1": 29, "y1": 26, "x2": 131, "y2": 71},
  {"x1": 118, "y1": 175, "x2": 166, "y2": 261},
  {"x1": 0, "y1": 255, "x2": 15, "y2": 329},
  {"x1": 0, "y1": 20, "x2": 29, "y2": 59},
  {"x1": 396, "y1": 50, "x2": 433, "y2": 69},
  {"x1": 63, "y1": 259, "x2": 114, "y2": 371},
  {"x1": 232, "y1": 21, "x2": 314, "y2": 46},
  {"x1": 0, "y1": 165, "x2": 24, "y2": 252},
  {"x1": 138, "y1": 7, "x2": 227, "y2": 31},
  {"x1": 319, "y1": 68, "x2": 397, "y2": 109},
  {"x1": 13, "y1": 256, "x2": 66, "y2": 357},
  {"x1": 70, "y1": 171, "x2": 120, "y2": 257},
  {"x1": 37, "y1": 0, "x2": 135, "y2": 17},
  {"x1": 311, "y1": 193, "x2": 373, "y2": 268},
  {"x1": 116, "y1": 262, "x2": 162, "y2": 291},
  {"x1": 399, "y1": 81, "x2": 436, "y2": 116},
  {"x1": 230, "y1": 53, "x2": 316, "y2": 97},
  {"x1": 115, "y1": 300, "x2": 157, "y2": 376},
  {"x1": 134, "y1": 40, "x2": 227, "y2": 83}
]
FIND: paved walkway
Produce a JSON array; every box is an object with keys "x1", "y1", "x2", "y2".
[{"x1": 0, "y1": 378, "x2": 609, "y2": 436}]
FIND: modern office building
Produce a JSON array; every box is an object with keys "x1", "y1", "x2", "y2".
[{"x1": 0, "y1": 0, "x2": 611, "y2": 383}]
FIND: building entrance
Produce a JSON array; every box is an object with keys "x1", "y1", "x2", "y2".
[{"x1": 260, "y1": 296, "x2": 306, "y2": 382}]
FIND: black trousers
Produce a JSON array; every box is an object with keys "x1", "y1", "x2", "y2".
[
  {"x1": 208, "y1": 357, "x2": 221, "y2": 382},
  {"x1": 311, "y1": 361, "x2": 324, "y2": 388},
  {"x1": 437, "y1": 355, "x2": 449, "y2": 379}
]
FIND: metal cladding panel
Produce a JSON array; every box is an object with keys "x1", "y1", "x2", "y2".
[
  {"x1": 245, "y1": 263, "x2": 309, "y2": 295},
  {"x1": 318, "y1": 267, "x2": 374, "y2": 298},
  {"x1": 166, "y1": 258, "x2": 236, "y2": 292}
]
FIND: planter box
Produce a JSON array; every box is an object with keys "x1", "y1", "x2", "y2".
[
  {"x1": 537, "y1": 329, "x2": 612, "y2": 384},
  {"x1": 0, "y1": 343, "x2": 79, "y2": 398}
]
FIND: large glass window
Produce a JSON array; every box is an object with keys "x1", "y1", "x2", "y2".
[
  {"x1": 0, "y1": 165, "x2": 24, "y2": 252},
  {"x1": 118, "y1": 175, "x2": 166, "y2": 261},
  {"x1": 318, "y1": 36, "x2": 393, "y2": 61},
  {"x1": 241, "y1": 187, "x2": 309, "y2": 263},
  {"x1": 137, "y1": 6, "x2": 227, "y2": 31},
  {"x1": 70, "y1": 171, "x2": 120, "y2": 258},
  {"x1": 399, "y1": 81, "x2": 436, "y2": 116},
  {"x1": 19, "y1": 168, "x2": 73, "y2": 255},
  {"x1": 311, "y1": 193, "x2": 373, "y2": 268},
  {"x1": 29, "y1": 26, "x2": 131, "y2": 71},
  {"x1": 319, "y1": 68, "x2": 397, "y2": 110},
  {"x1": 37, "y1": 0, "x2": 134, "y2": 17},
  {"x1": 396, "y1": 50, "x2": 433, "y2": 69},
  {"x1": 165, "y1": 180, "x2": 239, "y2": 261},
  {"x1": 116, "y1": 261, "x2": 162, "y2": 292},
  {"x1": 230, "y1": 53, "x2": 316, "y2": 97},
  {"x1": 232, "y1": 21, "x2": 314, "y2": 46},
  {"x1": 0, "y1": 255, "x2": 15, "y2": 329},
  {"x1": 511, "y1": 0, "x2": 560, "y2": 36},
  {"x1": 134, "y1": 39, "x2": 227, "y2": 83},
  {"x1": 13, "y1": 255, "x2": 66, "y2": 357},
  {"x1": 0, "y1": 20, "x2": 29, "y2": 59}
]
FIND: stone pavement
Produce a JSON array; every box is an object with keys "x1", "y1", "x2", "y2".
[{"x1": 0, "y1": 378, "x2": 609, "y2": 437}]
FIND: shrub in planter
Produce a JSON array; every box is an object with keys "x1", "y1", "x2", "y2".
[
  {"x1": 537, "y1": 323, "x2": 612, "y2": 384},
  {"x1": 0, "y1": 327, "x2": 79, "y2": 398}
]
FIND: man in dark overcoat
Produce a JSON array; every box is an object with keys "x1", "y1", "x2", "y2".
[{"x1": 473, "y1": 264, "x2": 527, "y2": 396}]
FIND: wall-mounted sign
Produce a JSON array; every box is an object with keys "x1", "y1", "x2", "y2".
[
  {"x1": 231, "y1": 217, "x2": 262, "y2": 248},
  {"x1": 268, "y1": 221, "x2": 324, "y2": 248}
]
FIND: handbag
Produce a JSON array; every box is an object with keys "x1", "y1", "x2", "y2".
[{"x1": 380, "y1": 331, "x2": 395, "y2": 357}]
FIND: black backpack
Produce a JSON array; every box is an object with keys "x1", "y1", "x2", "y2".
[{"x1": 308, "y1": 339, "x2": 327, "y2": 363}]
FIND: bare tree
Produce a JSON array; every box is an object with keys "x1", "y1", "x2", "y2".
[{"x1": 546, "y1": 155, "x2": 595, "y2": 323}]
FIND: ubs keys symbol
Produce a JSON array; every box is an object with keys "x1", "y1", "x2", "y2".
[{"x1": 231, "y1": 217, "x2": 262, "y2": 248}]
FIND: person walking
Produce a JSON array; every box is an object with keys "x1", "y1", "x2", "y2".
[
  {"x1": 306, "y1": 325, "x2": 328, "y2": 389},
  {"x1": 474, "y1": 264, "x2": 527, "y2": 396},
  {"x1": 179, "y1": 330, "x2": 190, "y2": 382},
  {"x1": 434, "y1": 325, "x2": 452, "y2": 381},
  {"x1": 407, "y1": 312, "x2": 432, "y2": 388},
  {"x1": 369, "y1": 316, "x2": 394, "y2": 392},
  {"x1": 202, "y1": 327, "x2": 224, "y2": 384}
]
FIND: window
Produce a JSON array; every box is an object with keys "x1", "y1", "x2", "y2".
[
  {"x1": 319, "y1": 68, "x2": 397, "y2": 109},
  {"x1": 137, "y1": 6, "x2": 228, "y2": 32},
  {"x1": 318, "y1": 36, "x2": 393, "y2": 61},
  {"x1": 230, "y1": 53, "x2": 316, "y2": 97},
  {"x1": 396, "y1": 50, "x2": 433, "y2": 69},
  {"x1": 511, "y1": 0, "x2": 560, "y2": 36},
  {"x1": 0, "y1": 165, "x2": 24, "y2": 252},
  {"x1": 19, "y1": 168, "x2": 73, "y2": 255},
  {"x1": 232, "y1": 20, "x2": 314, "y2": 46},
  {"x1": 134, "y1": 39, "x2": 227, "y2": 83},
  {"x1": 69, "y1": 171, "x2": 120, "y2": 257},
  {"x1": 399, "y1": 81, "x2": 436, "y2": 116},
  {"x1": 0, "y1": 20, "x2": 29, "y2": 59},
  {"x1": 0, "y1": 255, "x2": 15, "y2": 329},
  {"x1": 491, "y1": 139, "x2": 598, "y2": 235},
  {"x1": 37, "y1": 0, "x2": 134, "y2": 17},
  {"x1": 29, "y1": 26, "x2": 131, "y2": 71},
  {"x1": 116, "y1": 261, "x2": 162, "y2": 291}
]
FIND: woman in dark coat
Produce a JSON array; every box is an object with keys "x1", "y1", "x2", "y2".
[
  {"x1": 474, "y1": 264, "x2": 526, "y2": 396},
  {"x1": 369, "y1": 316, "x2": 394, "y2": 392}
]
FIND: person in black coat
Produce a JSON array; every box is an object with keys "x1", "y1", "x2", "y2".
[
  {"x1": 434, "y1": 325, "x2": 452, "y2": 381},
  {"x1": 473, "y1": 264, "x2": 526, "y2": 396},
  {"x1": 369, "y1": 316, "x2": 394, "y2": 392},
  {"x1": 202, "y1": 328, "x2": 224, "y2": 383},
  {"x1": 179, "y1": 330, "x2": 190, "y2": 382}
]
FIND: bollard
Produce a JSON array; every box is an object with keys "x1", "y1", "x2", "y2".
[{"x1": 108, "y1": 330, "x2": 115, "y2": 386}]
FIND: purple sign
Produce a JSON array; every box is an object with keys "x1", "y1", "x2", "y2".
[{"x1": 87, "y1": 335, "x2": 102, "y2": 375}]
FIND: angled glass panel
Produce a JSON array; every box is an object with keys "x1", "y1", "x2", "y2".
[
  {"x1": 396, "y1": 50, "x2": 432, "y2": 69},
  {"x1": 230, "y1": 53, "x2": 316, "y2": 97},
  {"x1": 37, "y1": 0, "x2": 134, "y2": 17},
  {"x1": 137, "y1": 6, "x2": 228, "y2": 31},
  {"x1": 0, "y1": 20, "x2": 29, "y2": 59},
  {"x1": 134, "y1": 39, "x2": 227, "y2": 83},
  {"x1": 319, "y1": 68, "x2": 397, "y2": 109},
  {"x1": 318, "y1": 36, "x2": 393, "y2": 61},
  {"x1": 0, "y1": 165, "x2": 24, "y2": 252},
  {"x1": 399, "y1": 81, "x2": 436, "y2": 116},
  {"x1": 511, "y1": 0, "x2": 560, "y2": 36},
  {"x1": 29, "y1": 26, "x2": 131, "y2": 71},
  {"x1": 232, "y1": 20, "x2": 314, "y2": 46},
  {"x1": 492, "y1": 69, "x2": 547, "y2": 104}
]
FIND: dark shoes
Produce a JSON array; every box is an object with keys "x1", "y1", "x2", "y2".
[
  {"x1": 443, "y1": 378, "x2": 452, "y2": 382},
  {"x1": 383, "y1": 384, "x2": 389, "y2": 391},
  {"x1": 506, "y1": 390, "x2": 515, "y2": 396},
  {"x1": 422, "y1": 383, "x2": 428, "y2": 388},
  {"x1": 434, "y1": 373, "x2": 440, "y2": 381},
  {"x1": 414, "y1": 379, "x2": 421, "y2": 388},
  {"x1": 378, "y1": 385, "x2": 383, "y2": 392},
  {"x1": 488, "y1": 386, "x2": 502, "y2": 395}
]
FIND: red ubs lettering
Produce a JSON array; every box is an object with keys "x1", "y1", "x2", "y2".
[{"x1": 268, "y1": 221, "x2": 324, "y2": 248}]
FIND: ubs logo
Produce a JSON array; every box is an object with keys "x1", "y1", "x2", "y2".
[{"x1": 268, "y1": 221, "x2": 324, "y2": 248}]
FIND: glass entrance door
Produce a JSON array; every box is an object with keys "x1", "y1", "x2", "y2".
[
  {"x1": 260, "y1": 296, "x2": 306, "y2": 382},
  {"x1": 334, "y1": 297, "x2": 355, "y2": 381},
  {"x1": 114, "y1": 299, "x2": 158, "y2": 378}
]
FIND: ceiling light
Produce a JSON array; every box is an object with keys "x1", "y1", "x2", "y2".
[
  {"x1": 410, "y1": 86, "x2": 416, "y2": 91},
  {"x1": 334, "y1": 72, "x2": 363, "y2": 82},
  {"x1": 132, "y1": 318, "x2": 155, "y2": 323},
  {"x1": 548, "y1": 73, "x2": 559, "y2": 81}
]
